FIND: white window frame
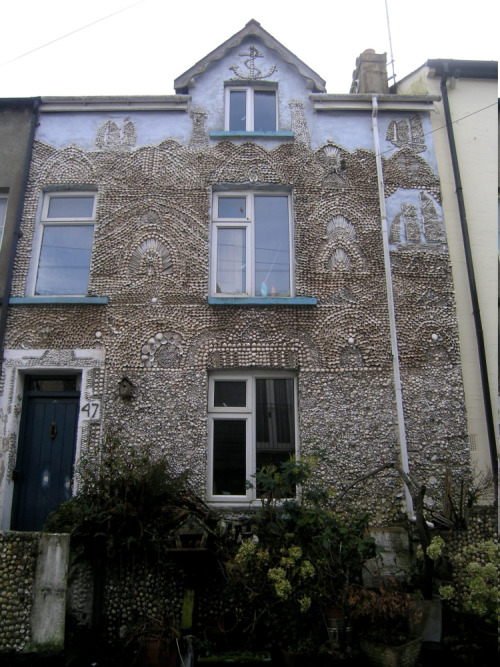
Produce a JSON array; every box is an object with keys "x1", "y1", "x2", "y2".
[
  {"x1": 28, "y1": 191, "x2": 97, "y2": 297},
  {"x1": 224, "y1": 86, "x2": 278, "y2": 132},
  {"x1": 210, "y1": 190, "x2": 294, "y2": 298},
  {"x1": 207, "y1": 371, "x2": 297, "y2": 505},
  {"x1": 0, "y1": 194, "x2": 8, "y2": 251}
]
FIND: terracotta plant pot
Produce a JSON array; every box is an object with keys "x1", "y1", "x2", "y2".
[{"x1": 140, "y1": 638, "x2": 178, "y2": 667}]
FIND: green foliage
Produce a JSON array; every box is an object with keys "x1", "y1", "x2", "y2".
[
  {"x1": 44, "y1": 433, "x2": 212, "y2": 564},
  {"x1": 223, "y1": 455, "x2": 377, "y2": 652},
  {"x1": 251, "y1": 455, "x2": 377, "y2": 606},
  {"x1": 451, "y1": 540, "x2": 498, "y2": 626}
]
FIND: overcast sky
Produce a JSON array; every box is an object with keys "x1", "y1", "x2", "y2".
[{"x1": 0, "y1": 0, "x2": 497, "y2": 98}]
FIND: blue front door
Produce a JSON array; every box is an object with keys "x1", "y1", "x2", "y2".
[{"x1": 11, "y1": 376, "x2": 79, "y2": 531}]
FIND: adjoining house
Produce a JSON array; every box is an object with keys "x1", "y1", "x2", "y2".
[
  {"x1": 0, "y1": 20, "x2": 489, "y2": 537},
  {"x1": 0, "y1": 98, "x2": 39, "y2": 366},
  {"x1": 394, "y1": 60, "x2": 498, "y2": 502}
]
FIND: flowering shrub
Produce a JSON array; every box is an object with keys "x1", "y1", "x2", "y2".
[
  {"x1": 438, "y1": 539, "x2": 498, "y2": 626},
  {"x1": 230, "y1": 537, "x2": 317, "y2": 616},
  {"x1": 426, "y1": 535, "x2": 445, "y2": 561},
  {"x1": 222, "y1": 457, "x2": 377, "y2": 653},
  {"x1": 454, "y1": 540, "x2": 498, "y2": 625}
]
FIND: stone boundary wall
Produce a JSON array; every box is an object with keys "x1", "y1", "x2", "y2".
[{"x1": 0, "y1": 531, "x2": 69, "y2": 656}]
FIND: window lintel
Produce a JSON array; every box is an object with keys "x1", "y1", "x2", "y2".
[{"x1": 224, "y1": 80, "x2": 277, "y2": 89}]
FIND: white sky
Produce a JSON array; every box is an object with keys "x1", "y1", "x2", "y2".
[{"x1": 0, "y1": 0, "x2": 497, "y2": 98}]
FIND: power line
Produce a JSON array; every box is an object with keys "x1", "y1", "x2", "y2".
[
  {"x1": 0, "y1": 0, "x2": 149, "y2": 69},
  {"x1": 379, "y1": 101, "x2": 497, "y2": 157}
]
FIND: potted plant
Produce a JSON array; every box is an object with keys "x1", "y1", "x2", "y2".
[
  {"x1": 128, "y1": 613, "x2": 181, "y2": 667},
  {"x1": 348, "y1": 578, "x2": 423, "y2": 667},
  {"x1": 408, "y1": 534, "x2": 451, "y2": 642}
]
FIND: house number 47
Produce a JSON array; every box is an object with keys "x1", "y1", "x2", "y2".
[{"x1": 81, "y1": 401, "x2": 100, "y2": 419}]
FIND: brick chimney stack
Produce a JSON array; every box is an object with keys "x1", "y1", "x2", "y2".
[{"x1": 350, "y1": 49, "x2": 389, "y2": 94}]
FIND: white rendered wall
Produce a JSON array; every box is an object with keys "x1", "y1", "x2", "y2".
[{"x1": 399, "y1": 69, "x2": 498, "y2": 480}]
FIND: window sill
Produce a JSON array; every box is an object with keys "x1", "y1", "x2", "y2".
[
  {"x1": 208, "y1": 296, "x2": 317, "y2": 306},
  {"x1": 210, "y1": 131, "x2": 294, "y2": 139},
  {"x1": 10, "y1": 296, "x2": 109, "y2": 305}
]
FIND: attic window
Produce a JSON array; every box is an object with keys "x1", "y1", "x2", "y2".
[{"x1": 226, "y1": 87, "x2": 277, "y2": 132}]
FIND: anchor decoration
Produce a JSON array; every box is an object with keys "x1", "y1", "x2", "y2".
[{"x1": 229, "y1": 45, "x2": 277, "y2": 80}]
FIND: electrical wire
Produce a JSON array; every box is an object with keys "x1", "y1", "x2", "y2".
[
  {"x1": 378, "y1": 101, "x2": 497, "y2": 157},
  {"x1": 0, "y1": 0, "x2": 149, "y2": 69}
]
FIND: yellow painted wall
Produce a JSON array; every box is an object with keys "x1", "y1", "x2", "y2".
[{"x1": 399, "y1": 67, "x2": 498, "y2": 483}]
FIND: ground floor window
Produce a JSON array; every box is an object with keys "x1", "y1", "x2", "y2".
[{"x1": 207, "y1": 372, "x2": 296, "y2": 503}]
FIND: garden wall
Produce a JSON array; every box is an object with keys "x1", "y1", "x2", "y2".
[{"x1": 0, "y1": 531, "x2": 69, "y2": 656}]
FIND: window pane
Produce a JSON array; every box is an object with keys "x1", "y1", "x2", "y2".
[
  {"x1": 213, "y1": 419, "x2": 246, "y2": 495},
  {"x1": 216, "y1": 227, "x2": 246, "y2": 294},
  {"x1": 47, "y1": 196, "x2": 94, "y2": 218},
  {"x1": 254, "y1": 91, "x2": 276, "y2": 131},
  {"x1": 27, "y1": 377, "x2": 78, "y2": 392},
  {"x1": 256, "y1": 379, "x2": 294, "y2": 451},
  {"x1": 256, "y1": 378, "x2": 295, "y2": 498},
  {"x1": 0, "y1": 197, "x2": 7, "y2": 248},
  {"x1": 214, "y1": 381, "x2": 246, "y2": 407},
  {"x1": 0, "y1": 197, "x2": 7, "y2": 224},
  {"x1": 254, "y1": 196, "x2": 290, "y2": 297},
  {"x1": 229, "y1": 91, "x2": 247, "y2": 131},
  {"x1": 218, "y1": 197, "x2": 246, "y2": 218},
  {"x1": 35, "y1": 225, "x2": 94, "y2": 295}
]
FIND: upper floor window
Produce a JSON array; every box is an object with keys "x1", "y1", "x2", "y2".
[
  {"x1": 34, "y1": 192, "x2": 96, "y2": 296},
  {"x1": 211, "y1": 191, "x2": 292, "y2": 298},
  {"x1": 0, "y1": 195, "x2": 7, "y2": 250},
  {"x1": 226, "y1": 87, "x2": 277, "y2": 132},
  {"x1": 207, "y1": 372, "x2": 296, "y2": 503}
]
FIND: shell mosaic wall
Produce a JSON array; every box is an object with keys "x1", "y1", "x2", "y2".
[
  {"x1": 0, "y1": 532, "x2": 37, "y2": 652},
  {"x1": 1, "y1": 124, "x2": 469, "y2": 524},
  {"x1": 0, "y1": 36, "x2": 470, "y2": 528}
]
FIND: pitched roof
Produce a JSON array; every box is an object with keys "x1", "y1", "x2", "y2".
[{"x1": 174, "y1": 19, "x2": 326, "y2": 93}]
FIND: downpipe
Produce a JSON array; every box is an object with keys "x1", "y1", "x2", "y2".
[
  {"x1": 371, "y1": 95, "x2": 414, "y2": 517},
  {"x1": 439, "y1": 75, "x2": 498, "y2": 494}
]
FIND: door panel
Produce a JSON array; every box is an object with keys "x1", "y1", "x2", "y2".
[{"x1": 12, "y1": 383, "x2": 79, "y2": 531}]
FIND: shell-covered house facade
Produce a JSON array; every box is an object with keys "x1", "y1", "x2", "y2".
[{"x1": 0, "y1": 20, "x2": 469, "y2": 532}]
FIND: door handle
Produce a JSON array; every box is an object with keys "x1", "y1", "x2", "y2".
[{"x1": 49, "y1": 422, "x2": 57, "y2": 440}]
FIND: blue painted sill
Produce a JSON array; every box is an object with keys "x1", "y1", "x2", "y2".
[
  {"x1": 10, "y1": 296, "x2": 109, "y2": 305},
  {"x1": 210, "y1": 131, "x2": 294, "y2": 139},
  {"x1": 208, "y1": 296, "x2": 317, "y2": 306}
]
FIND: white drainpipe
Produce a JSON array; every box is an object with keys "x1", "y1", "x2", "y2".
[{"x1": 371, "y1": 95, "x2": 414, "y2": 517}]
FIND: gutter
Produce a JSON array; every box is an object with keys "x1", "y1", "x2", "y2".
[
  {"x1": 439, "y1": 73, "x2": 498, "y2": 492},
  {"x1": 371, "y1": 95, "x2": 414, "y2": 517},
  {"x1": 39, "y1": 95, "x2": 191, "y2": 113},
  {"x1": 0, "y1": 98, "x2": 40, "y2": 374},
  {"x1": 310, "y1": 93, "x2": 439, "y2": 112}
]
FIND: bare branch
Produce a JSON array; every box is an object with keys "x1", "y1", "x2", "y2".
[{"x1": 332, "y1": 462, "x2": 394, "y2": 505}]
